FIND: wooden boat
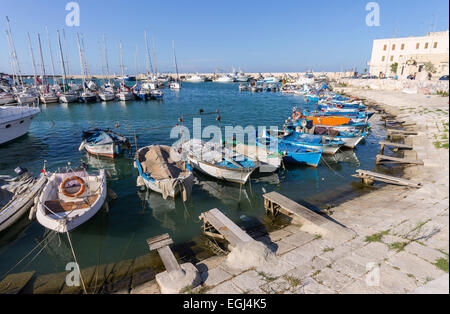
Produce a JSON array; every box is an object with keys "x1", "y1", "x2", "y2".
[
  {"x1": 135, "y1": 145, "x2": 194, "y2": 199},
  {"x1": 0, "y1": 168, "x2": 47, "y2": 232},
  {"x1": 225, "y1": 141, "x2": 282, "y2": 173},
  {"x1": 179, "y1": 139, "x2": 258, "y2": 184},
  {"x1": 268, "y1": 130, "x2": 343, "y2": 155},
  {"x1": 79, "y1": 128, "x2": 131, "y2": 158},
  {"x1": 36, "y1": 167, "x2": 107, "y2": 232},
  {"x1": 260, "y1": 137, "x2": 322, "y2": 167}
]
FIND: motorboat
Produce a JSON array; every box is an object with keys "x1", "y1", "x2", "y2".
[{"x1": 0, "y1": 105, "x2": 40, "y2": 145}]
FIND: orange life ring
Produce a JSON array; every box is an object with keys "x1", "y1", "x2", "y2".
[
  {"x1": 337, "y1": 104, "x2": 343, "y2": 109},
  {"x1": 292, "y1": 111, "x2": 301, "y2": 120},
  {"x1": 60, "y1": 176, "x2": 86, "y2": 198}
]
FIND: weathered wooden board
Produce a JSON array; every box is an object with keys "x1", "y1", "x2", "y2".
[
  {"x1": 146, "y1": 233, "x2": 181, "y2": 274},
  {"x1": 376, "y1": 154, "x2": 424, "y2": 165},
  {"x1": 199, "y1": 208, "x2": 253, "y2": 246},
  {"x1": 379, "y1": 141, "x2": 413, "y2": 149},
  {"x1": 263, "y1": 192, "x2": 329, "y2": 227},
  {"x1": 354, "y1": 169, "x2": 422, "y2": 188},
  {"x1": 147, "y1": 233, "x2": 173, "y2": 251}
]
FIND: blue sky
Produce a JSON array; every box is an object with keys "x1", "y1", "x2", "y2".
[{"x1": 1, "y1": 0, "x2": 448, "y2": 74}]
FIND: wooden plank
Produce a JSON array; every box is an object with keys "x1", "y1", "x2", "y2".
[
  {"x1": 0, "y1": 271, "x2": 35, "y2": 294},
  {"x1": 263, "y1": 192, "x2": 329, "y2": 227},
  {"x1": 147, "y1": 233, "x2": 173, "y2": 251},
  {"x1": 376, "y1": 154, "x2": 424, "y2": 165},
  {"x1": 199, "y1": 208, "x2": 253, "y2": 246},
  {"x1": 355, "y1": 169, "x2": 422, "y2": 187},
  {"x1": 157, "y1": 246, "x2": 182, "y2": 274},
  {"x1": 387, "y1": 129, "x2": 418, "y2": 135},
  {"x1": 379, "y1": 141, "x2": 413, "y2": 149}
]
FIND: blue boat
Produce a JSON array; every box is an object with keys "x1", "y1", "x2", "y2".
[
  {"x1": 267, "y1": 130, "x2": 343, "y2": 155},
  {"x1": 261, "y1": 137, "x2": 322, "y2": 167}
]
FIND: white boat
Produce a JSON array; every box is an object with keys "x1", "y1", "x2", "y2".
[
  {"x1": 117, "y1": 90, "x2": 134, "y2": 101},
  {"x1": 16, "y1": 91, "x2": 38, "y2": 105},
  {"x1": 79, "y1": 128, "x2": 131, "y2": 158},
  {"x1": 0, "y1": 92, "x2": 15, "y2": 105},
  {"x1": 36, "y1": 168, "x2": 107, "y2": 233},
  {"x1": 261, "y1": 76, "x2": 280, "y2": 83},
  {"x1": 0, "y1": 168, "x2": 47, "y2": 232},
  {"x1": 98, "y1": 90, "x2": 115, "y2": 101},
  {"x1": 59, "y1": 92, "x2": 79, "y2": 103},
  {"x1": 179, "y1": 139, "x2": 258, "y2": 184},
  {"x1": 0, "y1": 105, "x2": 40, "y2": 145},
  {"x1": 214, "y1": 75, "x2": 234, "y2": 83},
  {"x1": 135, "y1": 145, "x2": 194, "y2": 200},
  {"x1": 169, "y1": 81, "x2": 181, "y2": 90},
  {"x1": 185, "y1": 74, "x2": 205, "y2": 82},
  {"x1": 230, "y1": 142, "x2": 281, "y2": 173},
  {"x1": 40, "y1": 92, "x2": 59, "y2": 104}
]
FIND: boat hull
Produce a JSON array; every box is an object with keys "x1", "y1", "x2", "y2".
[
  {"x1": 0, "y1": 175, "x2": 47, "y2": 232},
  {"x1": 59, "y1": 94, "x2": 79, "y2": 103},
  {"x1": 0, "y1": 107, "x2": 40, "y2": 145},
  {"x1": 187, "y1": 155, "x2": 255, "y2": 184}
]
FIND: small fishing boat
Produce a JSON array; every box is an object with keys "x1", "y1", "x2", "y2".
[
  {"x1": 135, "y1": 145, "x2": 194, "y2": 199},
  {"x1": 225, "y1": 140, "x2": 282, "y2": 173},
  {"x1": 169, "y1": 81, "x2": 181, "y2": 90},
  {"x1": 214, "y1": 75, "x2": 235, "y2": 83},
  {"x1": 36, "y1": 166, "x2": 107, "y2": 233},
  {"x1": 79, "y1": 90, "x2": 97, "y2": 103},
  {"x1": 268, "y1": 130, "x2": 343, "y2": 155},
  {"x1": 150, "y1": 89, "x2": 164, "y2": 100},
  {"x1": 59, "y1": 91, "x2": 79, "y2": 103},
  {"x1": 79, "y1": 128, "x2": 131, "y2": 158},
  {"x1": 185, "y1": 74, "x2": 205, "y2": 82},
  {"x1": 179, "y1": 139, "x2": 258, "y2": 184},
  {"x1": 260, "y1": 137, "x2": 322, "y2": 167},
  {"x1": 0, "y1": 167, "x2": 47, "y2": 232}
]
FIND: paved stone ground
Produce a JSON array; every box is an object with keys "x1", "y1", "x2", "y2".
[{"x1": 131, "y1": 89, "x2": 449, "y2": 294}]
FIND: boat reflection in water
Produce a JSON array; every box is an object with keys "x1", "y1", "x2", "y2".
[{"x1": 83, "y1": 154, "x2": 134, "y2": 181}]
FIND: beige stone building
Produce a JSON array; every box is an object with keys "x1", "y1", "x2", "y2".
[{"x1": 368, "y1": 30, "x2": 449, "y2": 80}]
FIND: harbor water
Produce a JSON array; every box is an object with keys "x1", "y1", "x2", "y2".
[{"x1": 0, "y1": 82, "x2": 389, "y2": 282}]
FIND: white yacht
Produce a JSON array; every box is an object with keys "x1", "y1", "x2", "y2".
[
  {"x1": 185, "y1": 74, "x2": 205, "y2": 82},
  {"x1": 214, "y1": 75, "x2": 235, "y2": 83},
  {"x1": 0, "y1": 105, "x2": 40, "y2": 145}
]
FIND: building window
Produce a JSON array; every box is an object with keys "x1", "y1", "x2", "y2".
[
  {"x1": 433, "y1": 42, "x2": 438, "y2": 48},
  {"x1": 425, "y1": 43, "x2": 429, "y2": 49},
  {"x1": 383, "y1": 45, "x2": 387, "y2": 51},
  {"x1": 416, "y1": 43, "x2": 420, "y2": 49},
  {"x1": 392, "y1": 44, "x2": 396, "y2": 50},
  {"x1": 390, "y1": 56, "x2": 394, "y2": 61},
  {"x1": 382, "y1": 56, "x2": 386, "y2": 62},
  {"x1": 401, "y1": 44, "x2": 405, "y2": 50}
]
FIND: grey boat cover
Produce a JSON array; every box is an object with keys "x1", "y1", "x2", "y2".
[{"x1": 138, "y1": 145, "x2": 193, "y2": 200}]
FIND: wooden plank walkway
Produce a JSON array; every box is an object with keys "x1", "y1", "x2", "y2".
[
  {"x1": 376, "y1": 154, "x2": 424, "y2": 165},
  {"x1": 263, "y1": 192, "x2": 328, "y2": 227},
  {"x1": 387, "y1": 129, "x2": 418, "y2": 139},
  {"x1": 352, "y1": 169, "x2": 422, "y2": 188},
  {"x1": 147, "y1": 233, "x2": 182, "y2": 274},
  {"x1": 379, "y1": 141, "x2": 413, "y2": 154},
  {"x1": 199, "y1": 208, "x2": 253, "y2": 246}
]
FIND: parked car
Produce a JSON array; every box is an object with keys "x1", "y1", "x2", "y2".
[{"x1": 439, "y1": 75, "x2": 449, "y2": 80}]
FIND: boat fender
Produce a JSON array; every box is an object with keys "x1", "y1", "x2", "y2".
[
  {"x1": 60, "y1": 176, "x2": 86, "y2": 198},
  {"x1": 78, "y1": 140, "x2": 86, "y2": 152},
  {"x1": 136, "y1": 176, "x2": 145, "y2": 187}
]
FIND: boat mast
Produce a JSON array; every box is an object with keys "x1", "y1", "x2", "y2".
[
  {"x1": 62, "y1": 29, "x2": 72, "y2": 81},
  {"x1": 37, "y1": 34, "x2": 47, "y2": 82},
  {"x1": 76, "y1": 33, "x2": 86, "y2": 92},
  {"x1": 5, "y1": 30, "x2": 17, "y2": 87},
  {"x1": 6, "y1": 16, "x2": 24, "y2": 87},
  {"x1": 56, "y1": 30, "x2": 67, "y2": 87},
  {"x1": 144, "y1": 31, "x2": 153, "y2": 76},
  {"x1": 97, "y1": 39, "x2": 105, "y2": 81},
  {"x1": 119, "y1": 40, "x2": 125, "y2": 78},
  {"x1": 45, "y1": 25, "x2": 57, "y2": 85},
  {"x1": 151, "y1": 36, "x2": 158, "y2": 77},
  {"x1": 80, "y1": 35, "x2": 89, "y2": 78},
  {"x1": 103, "y1": 34, "x2": 111, "y2": 84},
  {"x1": 172, "y1": 40, "x2": 179, "y2": 82},
  {"x1": 26, "y1": 32, "x2": 38, "y2": 84}
]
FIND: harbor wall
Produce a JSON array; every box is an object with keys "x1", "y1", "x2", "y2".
[{"x1": 337, "y1": 78, "x2": 449, "y2": 95}]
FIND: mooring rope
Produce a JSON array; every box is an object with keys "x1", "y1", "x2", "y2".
[{"x1": 66, "y1": 231, "x2": 88, "y2": 294}]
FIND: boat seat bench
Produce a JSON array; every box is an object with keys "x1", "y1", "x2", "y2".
[{"x1": 44, "y1": 195, "x2": 99, "y2": 215}]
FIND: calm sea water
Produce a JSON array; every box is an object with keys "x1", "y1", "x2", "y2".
[{"x1": 0, "y1": 82, "x2": 388, "y2": 279}]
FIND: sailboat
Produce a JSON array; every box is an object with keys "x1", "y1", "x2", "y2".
[
  {"x1": 98, "y1": 35, "x2": 115, "y2": 102},
  {"x1": 76, "y1": 33, "x2": 97, "y2": 103},
  {"x1": 117, "y1": 41, "x2": 134, "y2": 101},
  {"x1": 39, "y1": 26, "x2": 60, "y2": 103},
  {"x1": 169, "y1": 40, "x2": 181, "y2": 90},
  {"x1": 55, "y1": 30, "x2": 79, "y2": 103}
]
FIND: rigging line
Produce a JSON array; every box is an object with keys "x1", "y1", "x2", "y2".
[
  {"x1": 66, "y1": 231, "x2": 88, "y2": 294},
  {"x1": 320, "y1": 156, "x2": 345, "y2": 179},
  {"x1": 0, "y1": 230, "x2": 58, "y2": 281}
]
